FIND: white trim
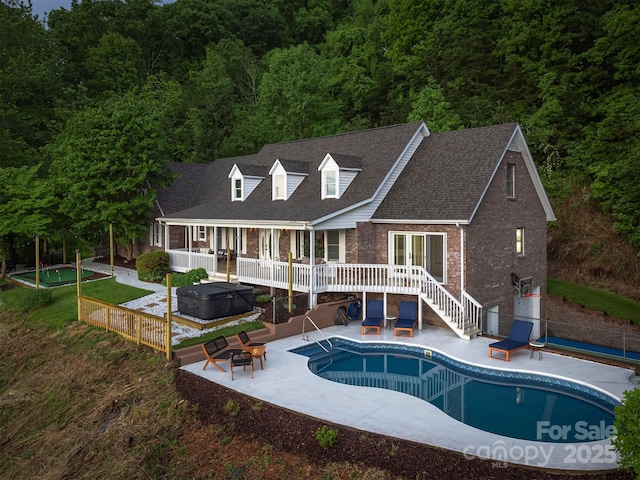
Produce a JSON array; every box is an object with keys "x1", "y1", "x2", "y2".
[
  {"x1": 311, "y1": 123, "x2": 428, "y2": 227},
  {"x1": 160, "y1": 218, "x2": 308, "y2": 229},
  {"x1": 371, "y1": 219, "x2": 470, "y2": 225},
  {"x1": 324, "y1": 229, "x2": 345, "y2": 263},
  {"x1": 469, "y1": 125, "x2": 556, "y2": 223},
  {"x1": 388, "y1": 230, "x2": 447, "y2": 283}
]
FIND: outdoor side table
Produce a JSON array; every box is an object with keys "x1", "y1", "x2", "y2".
[
  {"x1": 529, "y1": 341, "x2": 546, "y2": 360},
  {"x1": 385, "y1": 316, "x2": 396, "y2": 330},
  {"x1": 244, "y1": 345, "x2": 266, "y2": 370}
]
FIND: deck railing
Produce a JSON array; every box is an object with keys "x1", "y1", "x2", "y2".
[
  {"x1": 168, "y1": 249, "x2": 218, "y2": 273},
  {"x1": 78, "y1": 296, "x2": 171, "y2": 359},
  {"x1": 169, "y1": 252, "x2": 482, "y2": 333}
]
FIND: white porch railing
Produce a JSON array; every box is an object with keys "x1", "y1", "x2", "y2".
[
  {"x1": 237, "y1": 257, "x2": 310, "y2": 291},
  {"x1": 168, "y1": 250, "x2": 218, "y2": 273},
  {"x1": 234, "y1": 257, "x2": 482, "y2": 335},
  {"x1": 166, "y1": 252, "x2": 482, "y2": 337}
]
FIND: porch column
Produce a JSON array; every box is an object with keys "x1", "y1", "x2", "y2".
[
  {"x1": 236, "y1": 227, "x2": 241, "y2": 257},
  {"x1": 459, "y1": 223, "x2": 465, "y2": 297},
  {"x1": 309, "y1": 229, "x2": 316, "y2": 308},
  {"x1": 213, "y1": 226, "x2": 218, "y2": 273},
  {"x1": 270, "y1": 228, "x2": 276, "y2": 297},
  {"x1": 163, "y1": 223, "x2": 169, "y2": 252},
  {"x1": 187, "y1": 226, "x2": 193, "y2": 269},
  {"x1": 418, "y1": 298, "x2": 423, "y2": 330}
]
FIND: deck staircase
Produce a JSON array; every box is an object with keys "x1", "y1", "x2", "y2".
[{"x1": 419, "y1": 271, "x2": 482, "y2": 340}]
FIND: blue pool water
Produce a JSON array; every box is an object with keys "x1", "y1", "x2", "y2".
[{"x1": 290, "y1": 339, "x2": 619, "y2": 443}]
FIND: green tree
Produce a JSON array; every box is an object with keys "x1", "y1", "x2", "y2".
[
  {"x1": 256, "y1": 43, "x2": 342, "y2": 142},
  {"x1": 322, "y1": 0, "x2": 396, "y2": 128},
  {"x1": 0, "y1": 165, "x2": 56, "y2": 276},
  {"x1": 184, "y1": 47, "x2": 237, "y2": 162},
  {"x1": 0, "y1": 0, "x2": 62, "y2": 167},
  {"x1": 407, "y1": 78, "x2": 462, "y2": 132},
  {"x1": 47, "y1": 78, "x2": 178, "y2": 259},
  {"x1": 612, "y1": 387, "x2": 640, "y2": 478},
  {"x1": 84, "y1": 32, "x2": 145, "y2": 98}
]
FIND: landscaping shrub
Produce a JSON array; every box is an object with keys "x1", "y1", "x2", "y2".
[
  {"x1": 164, "y1": 268, "x2": 208, "y2": 287},
  {"x1": 315, "y1": 425, "x2": 338, "y2": 449},
  {"x1": 136, "y1": 251, "x2": 169, "y2": 282},
  {"x1": 21, "y1": 289, "x2": 52, "y2": 311},
  {"x1": 613, "y1": 388, "x2": 640, "y2": 478}
]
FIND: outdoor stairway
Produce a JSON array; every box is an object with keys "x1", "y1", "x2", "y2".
[{"x1": 419, "y1": 285, "x2": 482, "y2": 341}]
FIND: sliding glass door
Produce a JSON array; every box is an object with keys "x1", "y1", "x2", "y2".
[{"x1": 391, "y1": 232, "x2": 445, "y2": 282}]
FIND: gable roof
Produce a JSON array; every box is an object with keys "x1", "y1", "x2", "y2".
[
  {"x1": 158, "y1": 121, "x2": 555, "y2": 226},
  {"x1": 159, "y1": 122, "x2": 424, "y2": 224},
  {"x1": 373, "y1": 123, "x2": 555, "y2": 223},
  {"x1": 232, "y1": 163, "x2": 268, "y2": 178}
]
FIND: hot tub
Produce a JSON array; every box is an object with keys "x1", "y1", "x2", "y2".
[{"x1": 176, "y1": 282, "x2": 254, "y2": 320}]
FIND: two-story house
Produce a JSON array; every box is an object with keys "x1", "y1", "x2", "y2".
[{"x1": 150, "y1": 121, "x2": 555, "y2": 340}]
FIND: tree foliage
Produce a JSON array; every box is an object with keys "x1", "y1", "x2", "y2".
[
  {"x1": 612, "y1": 387, "x2": 640, "y2": 477},
  {"x1": 47, "y1": 77, "x2": 178, "y2": 258},
  {"x1": 1, "y1": 0, "x2": 639, "y2": 255}
]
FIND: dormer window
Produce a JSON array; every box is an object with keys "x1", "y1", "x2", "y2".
[
  {"x1": 318, "y1": 153, "x2": 362, "y2": 199},
  {"x1": 269, "y1": 159, "x2": 308, "y2": 201},
  {"x1": 323, "y1": 169, "x2": 338, "y2": 198},
  {"x1": 228, "y1": 163, "x2": 267, "y2": 201},
  {"x1": 273, "y1": 173, "x2": 286, "y2": 200}
]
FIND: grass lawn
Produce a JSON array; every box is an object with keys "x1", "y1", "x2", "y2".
[
  {"x1": 1, "y1": 277, "x2": 266, "y2": 342},
  {"x1": 548, "y1": 277, "x2": 640, "y2": 325},
  {"x1": 0, "y1": 278, "x2": 154, "y2": 330}
]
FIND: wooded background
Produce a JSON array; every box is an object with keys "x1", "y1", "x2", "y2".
[{"x1": 1, "y1": 0, "x2": 638, "y2": 266}]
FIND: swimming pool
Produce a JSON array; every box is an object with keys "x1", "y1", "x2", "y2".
[{"x1": 291, "y1": 338, "x2": 619, "y2": 443}]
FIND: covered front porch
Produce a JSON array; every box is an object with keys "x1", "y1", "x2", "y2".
[
  {"x1": 159, "y1": 222, "x2": 482, "y2": 339},
  {"x1": 165, "y1": 246, "x2": 483, "y2": 339}
]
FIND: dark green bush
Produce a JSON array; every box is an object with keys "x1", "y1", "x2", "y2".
[
  {"x1": 136, "y1": 251, "x2": 170, "y2": 282},
  {"x1": 164, "y1": 268, "x2": 208, "y2": 287},
  {"x1": 21, "y1": 288, "x2": 52, "y2": 311},
  {"x1": 256, "y1": 294, "x2": 272, "y2": 304}
]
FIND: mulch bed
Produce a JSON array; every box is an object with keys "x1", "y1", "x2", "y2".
[{"x1": 174, "y1": 370, "x2": 633, "y2": 480}]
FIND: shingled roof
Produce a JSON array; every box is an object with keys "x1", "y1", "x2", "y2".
[
  {"x1": 373, "y1": 123, "x2": 519, "y2": 222},
  {"x1": 160, "y1": 122, "x2": 424, "y2": 222},
  {"x1": 157, "y1": 121, "x2": 554, "y2": 226}
]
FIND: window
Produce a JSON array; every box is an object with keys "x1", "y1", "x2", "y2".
[
  {"x1": 323, "y1": 170, "x2": 337, "y2": 198},
  {"x1": 150, "y1": 223, "x2": 162, "y2": 247},
  {"x1": 197, "y1": 226, "x2": 206, "y2": 241},
  {"x1": 233, "y1": 178, "x2": 242, "y2": 200},
  {"x1": 507, "y1": 163, "x2": 515, "y2": 198},
  {"x1": 516, "y1": 228, "x2": 524, "y2": 254},
  {"x1": 326, "y1": 230, "x2": 340, "y2": 261},
  {"x1": 273, "y1": 174, "x2": 285, "y2": 200},
  {"x1": 291, "y1": 230, "x2": 309, "y2": 259}
]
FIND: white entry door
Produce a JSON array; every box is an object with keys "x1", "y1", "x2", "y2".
[{"x1": 259, "y1": 229, "x2": 279, "y2": 260}]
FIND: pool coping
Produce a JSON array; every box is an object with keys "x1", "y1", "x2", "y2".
[{"x1": 180, "y1": 322, "x2": 638, "y2": 471}]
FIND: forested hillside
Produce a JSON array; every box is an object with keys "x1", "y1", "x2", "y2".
[{"x1": 1, "y1": 0, "x2": 638, "y2": 290}]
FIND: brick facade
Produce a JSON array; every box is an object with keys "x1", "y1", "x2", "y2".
[{"x1": 466, "y1": 151, "x2": 548, "y2": 333}]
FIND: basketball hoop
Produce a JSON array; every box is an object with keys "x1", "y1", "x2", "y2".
[{"x1": 524, "y1": 293, "x2": 542, "y2": 298}]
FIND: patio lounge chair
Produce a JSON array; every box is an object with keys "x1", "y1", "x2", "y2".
[
  {"x1": 236, "y1": 330, "x2": 267, "y2": 362},
  {"x1": 361, "y1": 299, "x2": 384, "y2": 335},
  {"x1": 201, "y1": 335, "x2": 242, "y2": 372},
  {"x1": 394, "y1": 301, "x2": 417, "y2": 337},
  {"x1": 230, "y1": 351, "x2": 254, "y2": 380},
  {"x1": 488, "y1": 319, "x2": 534, "y2": 361}
]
